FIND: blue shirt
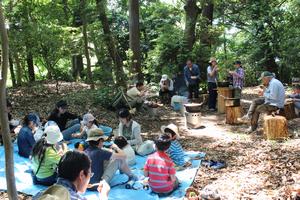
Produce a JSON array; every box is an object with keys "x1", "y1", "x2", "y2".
[
  {"x1": 17, "y1": 126, "x2": 36, "y2": 158},
  {"x1": 32, "y1": 178, "x2": 87, "y2": 200},
  {"x1": 85, "y1": 146, "x2": 112, "y2": 184},
  {"x1": 166, "y1": 140, "x2": 185, "y2": 166},
  {"x1": 184, "y1": 64, "x2": 200, "y2": 85},
  {"x1": 207, "y1": 65, "x2": 218, "y2": 83},
  {"x1": 264, "y1": 78, "x2": 285, "y2": 108},
  {"x1": 287, "y1": 93, "x2": 300, "y2": 109}
]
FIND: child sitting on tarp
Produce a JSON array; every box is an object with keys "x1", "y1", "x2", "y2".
[
  {"x1": 144, "y1": 134, "x2": 179, "y2": 196},
  {"x1": 161, "y1": 124, "x2": 191, "y2": 169},
  {"x1": 72, "y1": 113, "x2": 98, "y2": 139},
  {"x1": 114, "y1": 136, "x2": 136, "y2": 166},
  {"x1": 287, "y1": 85, "x2": 300, "y2": 116}
]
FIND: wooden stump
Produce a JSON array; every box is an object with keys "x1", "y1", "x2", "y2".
[
  {"x1": 225, "y1": 106, "x2": 242, "y2": 125},
  {"x1": 217, "y1": 87, "x2": 233, "y2": 114},
  {"x1": 263, "y1": 115, "x2": 289, "y2": 140},
  {"x1": 279, "y1": 102, "x2": 297, "y2": 120}
]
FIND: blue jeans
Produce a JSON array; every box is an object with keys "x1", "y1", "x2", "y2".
[{"x1": 62, "y1": 119, "x2": 81, "y2": 141}]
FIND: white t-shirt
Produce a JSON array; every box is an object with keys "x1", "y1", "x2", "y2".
[
  {"x1": 127, "y1": 87, "x2": 141, "y2": 100},
  {"x1": 123, "y1": 144, "x2": 136, "y2": 166}
]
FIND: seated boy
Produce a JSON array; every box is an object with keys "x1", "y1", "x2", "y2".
[
  {"x1": 287, "y1": 85, "x2": 300, "y2": 116},
  {"x1": 144, "y1": 134, "x2": 179, "y2": 196},
  {"x1": 114, "y1": 136, "x2": 136, "y2": 166},
  {"x1": 161, "y1": 124, "x2": 191, "y2": 168}
]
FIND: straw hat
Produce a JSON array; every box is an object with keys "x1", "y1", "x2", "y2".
[
  {"x1": 86, "y1": 128, "x2": 108, "y2": 142},
  {"x1": 209, "y1": 57, "x2": 217, "y2": 63}
]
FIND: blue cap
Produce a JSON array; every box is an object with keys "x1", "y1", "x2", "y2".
[{"x1": 27, "y1": 113, "x2": 39, "y2": 126}]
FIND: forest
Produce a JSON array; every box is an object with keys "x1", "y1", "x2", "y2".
[{"x1": 0, "y1": 0, "x2": 300, "y2": 200}]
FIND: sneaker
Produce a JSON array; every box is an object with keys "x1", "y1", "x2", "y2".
[
  {"x1": 246, "y1": 126, "x2": 256, "y2": 134},
  {"x1": 128, "y1": 174, "x2": 138, "y2": 182}
]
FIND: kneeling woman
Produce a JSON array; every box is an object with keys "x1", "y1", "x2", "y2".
[
  {"x1": 117, "y1": 109, "x2": 154, "y2": 156},
  {"x1": 31, "y1": 125, "x2": 67, "y2": 186}
]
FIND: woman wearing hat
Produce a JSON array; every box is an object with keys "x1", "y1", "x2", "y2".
[
  {"x1": 72, "y1": 113, "x2": 98, "y2": 139},
  {"x1": 207, "y1": 57, "x2": 218, "y2": 111},
  {"x1": 17, "y1": 113, "x2": 40, "y2": 158},
  {"x1": 159, "y1": 74, "x2": 174, "y2": 103},
  {"x1": 31, "y1": 125, "x2": 67, "y2": 186},
  {"x1": 229, "y1": 61, "x2": 245, "y2": 98},
  {"x1": 117, "y1": 108, "x2": 155, "y2": 156}
]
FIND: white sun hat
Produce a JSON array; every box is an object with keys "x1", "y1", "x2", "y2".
[
  {"x1": 44, "y1": 125, "x2": 63, "y2": 145},
  {"x1": 161, "y1": 123, "x2": 180, "y2": 138},
  {"x1": 161, "y1": 74, "x2": 168, "y2": 81}
]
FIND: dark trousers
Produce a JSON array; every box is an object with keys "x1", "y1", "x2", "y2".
[
  {"x1": 188, "y1": 84, "x2": 199, "y2": 99},
  {"x1": 208, "y1": 82, "x2": 217, "y2": 109},
  {"x1": 32, "y1": 171, "x2": 57, "y2": 186},
  {"x1": 249, "y1": 98, "x2": 279, "y2": 130}
]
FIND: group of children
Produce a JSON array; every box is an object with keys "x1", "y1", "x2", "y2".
[{"x1": 9, "y1": 99, "x2": 192, "y2": 197}]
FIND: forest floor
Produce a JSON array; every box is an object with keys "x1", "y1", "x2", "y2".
[{"x1": 2, "y1": 81, "x2": 300, "y2": 199}]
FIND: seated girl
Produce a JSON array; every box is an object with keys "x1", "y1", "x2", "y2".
[
  {"x1": 47, "y1": 100, "x2": 81, "y2": 141},
  {"x1": 114, "y1": 136, "x2": 136, "y2": 166},
  {"x1": 117, "y1": 109, "x2": 155, "y2": 156},
  {"x1": 72, "y1": 113, "x2": 98, "y2": 139},
  {"x1": 31, "y1": 125, "x2": 67, "y2": 186}
]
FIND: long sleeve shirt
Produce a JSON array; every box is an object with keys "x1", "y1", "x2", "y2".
[
  {"x1": 264, "y1": 78, "x2": 285, "y2": 108},
  {"x1": 17, "y1": 126, "x2": 36, "y2": 158},
  {"x1": 160, "y1": 79, "x2": 174, "y2": 91},
  {"x1": 184, "y1": 64, "x2": 200, "y2": 85},
  {"x1": 48, "y1": 111, "x2": 78, "y2": 131},
  {"x1": 232, "y1": 67, "x2": 244, "y2": 89},
  {"x1": 118, "y1": 120, "x2": 143, "y2": 146}
]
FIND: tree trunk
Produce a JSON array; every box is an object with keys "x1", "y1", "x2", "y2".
[
  {"x1": 14, "y1": 53, "x2": 22, "y2": 86},
  {"x1": 96, "y1": 0, "x2": 127, "y2": 88},
  {"x1": 129, "y1": 0, "x2": 143, "y2": 82},
  {"x1": 183, "y1": 0, "x2": 200, "y2": 52},
  {"x1": 8, "y1": 55, "x2": 16, "y2": 87},
  {"x1": 81, "y1": 0, "x2": 94, "y2": 89},
  {"x1": 71, "y1": 55, "x2": 84, "y2": 81},
  {"x1": 26, "y1": 50, "x2": 35, "y2": 82},
  {"x1": 0, "y1": 4, "x2": 18, "y2": 199}
]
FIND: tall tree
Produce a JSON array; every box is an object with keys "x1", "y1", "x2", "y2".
[
  {"x1": 129, "y1": 0, "x2": 143, "y2": 81},
  {"x1": 96, "y1": 0, "x2": 127, "y2": 87},
  {"x1": 183, "y1": 0, "x2": 201, "y2": 52},
  {"x1": 0, "y1": 3, "x2": 18, "y2": 199},
  {"x1": 80, "y1": 0, "x2": 94, "y2": 89}
]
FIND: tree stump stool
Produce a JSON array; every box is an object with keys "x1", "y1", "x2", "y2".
[
  {"x1": 217, "y1": 87, "x2": 233, "y2": 114},
  {"x1": 225, "y1": 106, "x2": 242, "y2": 125},
  {"x1": 263, "y1": 115, "x2": 288, "y2": 140},
  {"x1": 279, "y1": 102, "x2": 297, "y2": 120}
]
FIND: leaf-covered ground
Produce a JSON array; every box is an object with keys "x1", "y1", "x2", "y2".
[{"x1": 3, "y1": 82, "x2": 300, "y2": 199}]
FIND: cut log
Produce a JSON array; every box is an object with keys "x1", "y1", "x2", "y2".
[
  {"x1": 217, "y1": 87, "x2": 233, "y2": 114},
  {"x1": 263, "y1": 115, "x2": 289, "y2": 140},
  {"x1": 279, "y1": 102, "x2": 297, "y2": 120},
  {"x1": 225, "y1": 106, "x2": 242, "y2": 125}
]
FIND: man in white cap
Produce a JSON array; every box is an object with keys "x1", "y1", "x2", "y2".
[
  {"x1": 159, "y1": 74, "x2": 174, "y2": 103},
  {"x1": 241, "y1": 71, "x2": 285, "y2": 133}
]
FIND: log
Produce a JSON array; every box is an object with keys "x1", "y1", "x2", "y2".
[
  {"x1": 279, "y1": 102, "x2": 297, "y2": 120},
  {"x1": 263, "y1": 115, "x2": 289, "y2": 140},
  {"x1": 217, "y1": 87, "x2": 233, "y2": 114},
  {"x1": 225, "y1": 106, "x2": 242, "y2": 125}
]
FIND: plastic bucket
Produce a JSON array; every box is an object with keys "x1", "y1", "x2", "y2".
[
  {"x1": 99, "y1": 125, "x2": 113, "y2": 136},
  {"x1": 173, "y1": 102, "x2": 182, "y2": 111}
]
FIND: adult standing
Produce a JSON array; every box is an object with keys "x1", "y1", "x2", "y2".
[
  {"x1": 241, "y1": 71, "x2": 285, "y2": 133},
  {"x1": 229, "y1": 61, "x2": 245, "y2": 98},
  {"x1": 184, "y1": 59, "x2": 200, "y2": 99},
  {"x1": 207, "y1": 57, "x2": 218, "y2": 111}
]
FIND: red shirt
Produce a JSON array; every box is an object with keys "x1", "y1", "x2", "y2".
[{"x1": 144, "y1": 151, "x2": 176, "y2": 193}]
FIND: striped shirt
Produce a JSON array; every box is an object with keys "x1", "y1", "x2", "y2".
[
  {"x1": 166, "y1": 140, "x2": 185, "y2": 167},
  {"x1": 144, "y1": 151, "x2": 176, "y2": 193},
  {"x1": 232, "y1": 67, "x2": 244, "y2": 89}
]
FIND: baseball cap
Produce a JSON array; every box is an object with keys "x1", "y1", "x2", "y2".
[
  {"x1": 82, "y1": 113, "x2": 95, "y2": 125},
  {"x1": 258, "y1": 71, "x2": 274, "y2": 81},
  {"x1": 233, "y1": 60, "x2": 241, "y2": 65},
  {"x1": 27, "y1": 113, "x2": 39, "y2": 126},
  {"x1": 56, "y1": 100, "x2": 68, "y2": 109},
  {"x1": 161, "y1": 74, "x2": 168, "y2": 81},
  {"x1": 44, "y1": 125, "x2": 63, "y2": 145},
  {"x1": 86, "y1": 128, "x2": 108, "y2": 142}
]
